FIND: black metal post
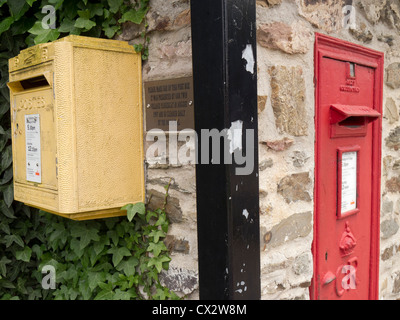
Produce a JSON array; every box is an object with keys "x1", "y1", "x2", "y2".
[{"x1": 191, "y1": 0, "x2": 260, "y2": 300}]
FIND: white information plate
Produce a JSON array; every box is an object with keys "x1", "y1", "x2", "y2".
[
  {"x1": 25, "y1": 114, "x2": 41, "y2": 183},
  {"x1": 341, "y1": 151, "x2": 357, "y2": 214}
]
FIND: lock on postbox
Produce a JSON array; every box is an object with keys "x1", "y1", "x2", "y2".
[{"x1": 312, "y1": 34, "x2": 384, "y2": 300}]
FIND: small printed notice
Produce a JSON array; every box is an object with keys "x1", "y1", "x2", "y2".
[
  {"x1": 341, "y1": 151, "x2": 357, "y2": 213},
  {"x1": 25, "y1": 114, "x2": 41, "y2": 183}
]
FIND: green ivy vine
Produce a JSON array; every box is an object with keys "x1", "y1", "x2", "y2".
[
  {"x1": 0, "y1": 0, "x2": 150, "y2": 57},
  {"x1": 0, "y1": 0, "x2": 178, "y2": 300},
  {"x1": 1, "y1": 191, "x2": 178, "y2": 300}
]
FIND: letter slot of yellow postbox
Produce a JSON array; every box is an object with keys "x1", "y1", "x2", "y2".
[{"x1": 7, "y1": 35, "x2": 144, "y2": 220}]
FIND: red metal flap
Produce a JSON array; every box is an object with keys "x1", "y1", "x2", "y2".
[{"x1": 330, "y1": 104, "x2": 381, "y2": 124}]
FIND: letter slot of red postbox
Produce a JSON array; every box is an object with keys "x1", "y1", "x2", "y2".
[
  {"x1": 312, "y1": 34, "x2": 384, "y2": 300},
  {"x1": 330, "y1": 104, "x2": 381, "y2": 138}
]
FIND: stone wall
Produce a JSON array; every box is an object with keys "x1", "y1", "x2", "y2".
[
  {"x1": 122, "y1": 0, "x2": 400, "y2": 300},
  {"x1": 257, "y1": 0, "x2": 400, "y2": 300},
  {"x1": 117, "y1": 0, "x2": 199, "y2": 299},
  {"x1": 257, "y1": 1, "x2": 315, "y2": 299}
]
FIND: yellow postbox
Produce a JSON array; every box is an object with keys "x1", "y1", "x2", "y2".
[{"x1": 7, "y1": 35, "x2": 144, "y2": 220}]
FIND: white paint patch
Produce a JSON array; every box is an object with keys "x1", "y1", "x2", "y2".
[
  {"x1": 227, "y1": 120, "x2": 243, "y2": 154},
  {"x1": 242, "y1": 209, "x2": 249, "y2": 219},
  {"x1": 242, "y1": 44, "x2": 255, "y2": 74}
]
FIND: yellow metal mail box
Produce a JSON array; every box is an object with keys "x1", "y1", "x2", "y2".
[{"x1": 8, "y1": 35, "x2": 144, "y2": 220}]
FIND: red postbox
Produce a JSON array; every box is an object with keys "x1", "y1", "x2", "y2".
[{"x1": 311, "y1": 34, "x2": 384, "y2": 300}]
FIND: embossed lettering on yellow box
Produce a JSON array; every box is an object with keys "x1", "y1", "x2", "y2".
[{"x1": 8, "y1": 35, "x2": 144, "y2": 220}]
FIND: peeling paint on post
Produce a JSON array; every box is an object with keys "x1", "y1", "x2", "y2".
[
  {"x1": 242, "y1": 44, "x2": 255, "y2": 74},
  {"x1": 191, "y1": 0, "x2": 260, "y2": 300}
]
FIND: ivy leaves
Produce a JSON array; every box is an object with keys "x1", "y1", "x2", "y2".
[
  {"x1": 123, "y1": 202, "x2": 145, "y2": 222},
  {"x1": 0, "y1": 127, "x2": 13, "y2": 208},
  {"x1": 22, "y1": 202, "x2": 176, "y2": 300},
  {"x1": 28, "y1": 21, "x2": 59, "y2": 44},
  {"x1": 70, "y1": 222, "x2": 100, "y2": 250},
  {"x1": 0, "y1": 17, "x2": 15, "y2": 36},
  {"x1": 26, "y1": 0, "x2": 149, "y2": 58},
  {"x1": 0, "y1": 197, "x2": 177, "y2": 300},
  {"x1": 15, "y1": 246, "x2": 32, "y2": 262},
  {"x1": 119, "y1": 0, "x2": 149, "y2": 25},
  {"x1": 7, "y1": 0, "x2": 31, "y2": 21},
  {"x1": 119, "y1": 200, "x2": 174, "y2": 299},
  {"x1": 0, "y1": 0, "x2": 150, "y2": 57},
  {"x1": 107, "y1": 246, "x2": 131, "y2": 267}
]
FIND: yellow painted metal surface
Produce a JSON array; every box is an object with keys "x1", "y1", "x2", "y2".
[{"x1": 8, "y1": 35, "x2": 144, "y2": 220}]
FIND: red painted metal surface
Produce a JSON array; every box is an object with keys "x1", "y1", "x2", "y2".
[{"x1": 312, "y1": 33, "x2": 384, "y2": 300}]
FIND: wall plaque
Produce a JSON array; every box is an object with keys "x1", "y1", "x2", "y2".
[{"x1": 144, "y1": 76, "x2": 194, "y2": 131}]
